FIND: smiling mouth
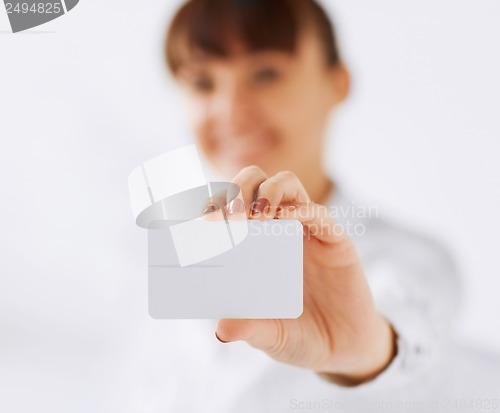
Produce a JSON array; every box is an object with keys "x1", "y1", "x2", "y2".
[{"x1": 218, "y1": 139, "x2": 275, "y2": 164}]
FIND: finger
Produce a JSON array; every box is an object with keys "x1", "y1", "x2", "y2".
[
  {"x1": 231, "y1": 165, "x2": 268, "y2": 218},
  {"x1": 277, "y1": 203, "x2": 347, "y2": 244},
  {"x1": 200, "y1": 197, "x2": 226, "y2": 221},
  {"x1": 225, "y1": 189, "x2": 246, "y2": 220},
  {"x1": 215, "y1": 318, "x2": 281, "y2": 353},
  {"x1": 252, "y1": 171, "x2": 310, "y2": 219}
]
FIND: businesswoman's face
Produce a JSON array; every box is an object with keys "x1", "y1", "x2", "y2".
[{"x1": 175, "y1": 30, "x2": 349, "y2": 180}]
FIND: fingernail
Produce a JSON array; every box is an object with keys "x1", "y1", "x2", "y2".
[
  {"x1": 229, "y1": 198, "x2": 244, "y2": 215},
  {"x1": 202, "y1": 203, "x2": 220, "y2": 215},
  {"x1": 251, "y1": 198, "x2": 270, "y2": 215},
  {"x1": 215, "y1": 331, "x2": 228, "y2": 343}
]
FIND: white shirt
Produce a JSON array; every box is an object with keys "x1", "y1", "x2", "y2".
[
  {"x1": 135, "y1": 185, "x2": 463, "y2": 412},
  {"x1": 3, "y1": 182, "x2": 495, "y2": 413}
]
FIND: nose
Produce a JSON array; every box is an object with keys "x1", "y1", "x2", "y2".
[{"x1": 211, "y1": 82, "x2": 256, "y2": 135}]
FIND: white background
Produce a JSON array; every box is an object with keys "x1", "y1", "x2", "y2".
[{"x1": 0, "y1": 0, "x2": 499, "y2": 378}]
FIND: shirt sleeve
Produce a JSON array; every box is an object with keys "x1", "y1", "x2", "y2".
[{"x1": 347, "y1": 219, "x2": 463, "y2": 390}]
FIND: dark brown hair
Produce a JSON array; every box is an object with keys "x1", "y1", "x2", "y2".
[{"x1": 165, "y1": 0, "x2": 341, "y2": 75}]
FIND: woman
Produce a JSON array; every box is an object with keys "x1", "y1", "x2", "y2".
[{"x1": 162, "y1": 0, "x2": 459, "y2": 409}]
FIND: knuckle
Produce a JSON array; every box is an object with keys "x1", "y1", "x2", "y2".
[
  {"x1": 265, "y1": 320, "x2": 287, "y2": 356},
  {"x1": 233, "y1": 165, "x2": 267, "y2": 185},
  {"x1": 258, "y1": 178, "x2": 280, "y2": 193},
  {"x1": 275, "y1": 170, "x2": 297, "y2": 181},
  {"x1": 241, "y1": 165, "x2": 266, "y2": 176}
]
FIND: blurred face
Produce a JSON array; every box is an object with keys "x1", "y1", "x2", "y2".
[{"x1": 176, "y1": 30, "x2": 347, "y2": 180}]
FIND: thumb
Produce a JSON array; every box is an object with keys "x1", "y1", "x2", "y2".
[{"x1": 215, "y1": 319, "x2": 281, "y2": 352}]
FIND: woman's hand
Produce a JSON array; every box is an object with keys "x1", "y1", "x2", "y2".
[{"x1": 214, "y1": 166, "x2": 397, "y2": 385}]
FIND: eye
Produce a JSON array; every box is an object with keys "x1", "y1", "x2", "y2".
[
  {"x1": 192, "y1": 76, "x2": 214, "y2": 93},
  {"x1": 253, "y1": 67, "x2": 280, "y2": 84}
]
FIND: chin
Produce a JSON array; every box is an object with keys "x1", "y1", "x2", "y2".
[{"x1": 211, "y1": 148, "x2": 284, "y2": 178}]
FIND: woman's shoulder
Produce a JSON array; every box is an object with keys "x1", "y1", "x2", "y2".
[{"x1": 327, "y1": 184, "x2": 457, "y2": 270}]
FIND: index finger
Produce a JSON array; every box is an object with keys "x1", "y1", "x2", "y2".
[{"x1": 231, "y1": 165, "x2": 268, "y2": 218}]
